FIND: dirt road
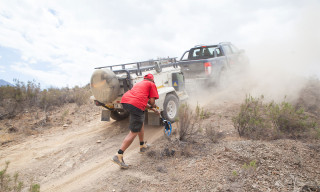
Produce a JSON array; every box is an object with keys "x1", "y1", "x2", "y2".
[
  {"x1": 0, "y1": 116, "x2": 164, "y2": 192},
  {"x1": 1, "y1": 101, "x2": 319, "y2": 192}
]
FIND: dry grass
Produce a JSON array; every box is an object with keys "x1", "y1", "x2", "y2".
[
  {"x1": 0, "y1": 80, "x2": 91, "y2": 120},
  {"x1": 176, "y1": 104, "x2": 200, "y2": 141},
  {"x1": 233, "y1": 95, "x2": 318, "y2": 140}
]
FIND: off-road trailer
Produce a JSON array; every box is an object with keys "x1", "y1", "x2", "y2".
[{"x1": 90, "y1": 57, "x2": 188, "y2": 125}]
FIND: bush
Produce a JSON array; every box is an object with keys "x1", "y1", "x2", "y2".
[
  {"x1": 195, "y1": 103, "x2": 211, "y2": 119},
  {"x1": 233, "y1": 95, "x2": 317, "y2": 140},
  {"x1": 71, "y1": 85, "x2": 91, "y2": 106},
  {"x1": 296, "y1": 77, "x2": 320, "y2": 116},
  {"x1": 268, "y1": 100, "x2": 317, "y2": 137},
  {"x1": 0, "y1": 80, "x2": 91, "y2": 119},
  {"x1": 176, "y1": 104, "x2": 200, "y2": 141},
  {"x1": 0, "y1": 161, "x2": 40, "y2": 192},
  {"x1": 205, "y1": 122, "x2": 224, "y2": 143},
  {"x1": 0, "y1": 80, "x2": 40, "y2": 119},
  {"x1": 232, "y1": 95, "x2": 272, "y2": 139}
]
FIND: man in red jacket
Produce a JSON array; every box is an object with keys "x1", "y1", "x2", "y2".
[{"x1": 112, "y1": 73, "x2": 159, "y2": 169}]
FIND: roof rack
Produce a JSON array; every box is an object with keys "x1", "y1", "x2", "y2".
[
  {"x1": 193, "y1": 44, "x2": 207, "y2": 47},
  {"x1": 95, "y1": 57, "x2": 178, "y2": 76}
]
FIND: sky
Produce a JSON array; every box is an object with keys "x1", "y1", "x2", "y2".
[{"x1": 0, "y1": 0, "x2": 319, "y2": 88}]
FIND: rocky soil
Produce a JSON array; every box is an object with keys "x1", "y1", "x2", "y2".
[{"x1": 0, "y1": 100, "x2": 319, "y2": 192}]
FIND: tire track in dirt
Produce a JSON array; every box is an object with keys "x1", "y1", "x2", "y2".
[
  {"x1": 0, "y1": 116, "x2": 165, "y2": 192},
  {"x1": 42, "y1": 125, "x2": 164, "y2": 192},
  {"x1": 0, "y1": 119, "x2": 106, "y2": 173}
]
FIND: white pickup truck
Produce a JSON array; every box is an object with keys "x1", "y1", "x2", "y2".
[{"x1": 90, "y1": 57, "x2": 188, "y2": 125}]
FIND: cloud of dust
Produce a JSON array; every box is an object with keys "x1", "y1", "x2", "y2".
[{"x1": 189, "y1": 2, "x2": 320, "y2": 107}]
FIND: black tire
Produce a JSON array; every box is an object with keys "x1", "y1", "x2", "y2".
[
  {"x1": 162, "y1": 94, "x2": 179, "y2": 122},
  {"x1": 211, "y1": 68, "x2": 226, "y2": 87},
  {"x1": 110, "y1": 110, "x2": 129, "y2": 121}
]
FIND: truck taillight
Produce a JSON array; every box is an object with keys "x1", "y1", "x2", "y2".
[{"x1": 204, "y1": 62, "x2": 212, "y2": 75}]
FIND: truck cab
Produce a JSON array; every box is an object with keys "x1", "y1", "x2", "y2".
[{"x1": 178, "y1": 42, "x2": 248, "y2": 85}]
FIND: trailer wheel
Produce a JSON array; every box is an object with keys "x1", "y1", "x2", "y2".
[
  {"x1": 110, "y1": 110, "x2": 129, "y2": 121},
  {"x1": 163, "y1": 94, "x2": 179, "y2": 122}
]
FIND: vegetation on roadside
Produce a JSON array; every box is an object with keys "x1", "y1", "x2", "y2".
[
  {"x1": 233, "y1": 95, "x2": 318, "y2": 140},
  {"x1": 176, "y1": 103, "x2": 215, "y2": 141},
  {"x1": 176, "y1": 103, "x2": 200, "y2": 141},
  {"x1": 147, "y1": 103, "x2": 217, "y2": 160},
  {"x1": 0, "y1": 79, "x2": 91, "y2": 120},
  {"x1": 0, "y1": 161, "x2": 40, "y2": 192}
]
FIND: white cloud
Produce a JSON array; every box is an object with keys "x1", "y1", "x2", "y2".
[{"x1": 0, "y1": 0, "x2": 319, "y2": 87}]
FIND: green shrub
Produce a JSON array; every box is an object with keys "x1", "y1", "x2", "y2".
[
  {"x1": 29, "y1": 184, "x2": 40, "y2": 192},
  {"x1": 242, "y1": 160, "x2": 257, "y2": 169},
  {"x1": 268, "y1": 100, "x2": 316, "y2": 138},
  {"x1": 0, "y1": 161, "x2": 40, "y2": 192},
  {"x1": 0, "y1": 162, "x2": 22, "y2": 192},
  {"x1": 195, "y1": 103, "x2": 211, "y2": 119},
  {"x1": 233, "y1": 95, "x2": 317, "y2": 140},
  {"x1": 232, "y1": 95, "x2": 271, "y2": 139}
]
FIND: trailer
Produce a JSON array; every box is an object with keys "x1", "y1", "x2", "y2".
[{"x1": 90, "y1": 57, "x2": 188, "y2": 125}]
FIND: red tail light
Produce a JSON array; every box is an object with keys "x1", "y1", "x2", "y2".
[
  {"x1": 204, "y1": 62, "x2": 211, "y2": 67},
  {"x1": 204, "y1": 62, "x2": 212, "y2": 75}
]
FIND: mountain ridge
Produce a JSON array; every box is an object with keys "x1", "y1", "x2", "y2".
[{"x1": 0, "y1": 79, "x2": 14, "y2": 86}]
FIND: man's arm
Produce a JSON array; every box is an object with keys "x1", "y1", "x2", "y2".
[
  {"x1": 148, "y1": 97, "x2": 156, "y2": 108},
  {"x1": 146, "y1": 97, "x2": 160, "y2": 115}
]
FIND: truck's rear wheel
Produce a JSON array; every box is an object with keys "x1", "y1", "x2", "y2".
[
  {"x1": 110, "y1": 110, "x2": 129, "y2": 121},
  {"x1": 163, "y1": 94, "x2": 179, "y2": 122}
]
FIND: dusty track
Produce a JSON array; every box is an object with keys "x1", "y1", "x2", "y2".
[
  {"x1": 1, "y1": 100, "x2": 319, "y2": 191},
  {"x1": 0, "y1": 116, "x2": 164, "y2": 192}
]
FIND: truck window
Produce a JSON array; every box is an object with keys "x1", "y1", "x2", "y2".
[
  {"x1": 215, "y1": 48, "x2": 223, "y2": 57},
  {"x1": 205, "y1": 47, "x2": 216, "y2": 57},
  {"x1": 192, "y1": 48, "x2": 202, "y2": 58},
  {"x1": 188, "y1": 46, "x2": 218, "y2": 60}
]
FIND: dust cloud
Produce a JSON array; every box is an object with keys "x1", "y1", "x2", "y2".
[{"x1": 189, "y1": 2, "x2": 320, "y2": 107}]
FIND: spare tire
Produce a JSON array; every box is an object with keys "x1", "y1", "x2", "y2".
[{"x1": 90, "y1": 69, "x2": 120, "y2": 103}]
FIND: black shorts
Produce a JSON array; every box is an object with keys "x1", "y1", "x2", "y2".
[{"x1": 122, "y1": 103, "x2": 145, "y2": 133}]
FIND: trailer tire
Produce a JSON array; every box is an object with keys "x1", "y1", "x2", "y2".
[
  {"x1": 110, "y1": 110, "x2": 129, "y2": 121},
  {"x1": 163, "y1": 94, "x2": 179, "y2": 122}
]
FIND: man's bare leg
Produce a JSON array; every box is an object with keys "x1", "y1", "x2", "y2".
[
  {"x1": 112, "y1": 131, "x2": 137, "y2": 169},
  {"x1": 138, "y1": 123, "x2": 144, "y2": 143},
  {"x1": 138, "y1": 123, "x2": 149, "y2": 152},
  {"x1": 120, "y1": 131, "x2": 138, "y2": 152}
]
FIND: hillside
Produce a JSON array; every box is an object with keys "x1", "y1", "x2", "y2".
[
  {"x1": 0, "y1": 79, "x2": 320, "y2": 192},
  {"x1": 0, "y1": 79, "x2": 13, "y2": 87}
]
